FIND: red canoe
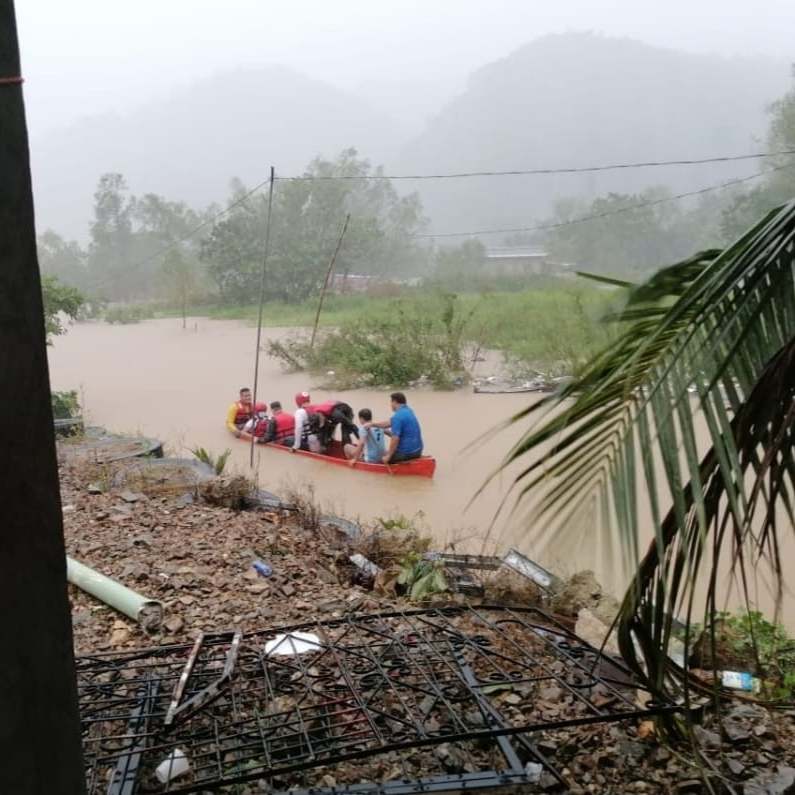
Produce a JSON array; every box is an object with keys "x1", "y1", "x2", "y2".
[{"x1": 244, "y1": 437, "x2": 436, "y2": 478}]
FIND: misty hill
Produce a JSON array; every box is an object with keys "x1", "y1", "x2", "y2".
[
  {"x1": 29, "y1": 66, "x2": 408, "y2": 239},
  {"x1": 399, "y1": 33, "x2": 792, "y2": 237}
]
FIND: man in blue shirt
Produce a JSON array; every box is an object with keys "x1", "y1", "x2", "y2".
[{"x1": 367, "y1": 392, "x2": 424, "y2": 464}]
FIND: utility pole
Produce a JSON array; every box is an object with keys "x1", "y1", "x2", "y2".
[{"x1": 0, "y1": 3, "x2": 86, "y2": 793}]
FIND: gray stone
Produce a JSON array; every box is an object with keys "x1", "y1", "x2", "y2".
[{"x1": 744, "y1": 766, "x2": 795, "y2": 795}]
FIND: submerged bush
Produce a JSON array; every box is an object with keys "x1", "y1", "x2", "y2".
[
  {"x1": 51, "y1": 390, "x2": 80, "y2": 419},
  {"x1": 104, "y1": 304, "x2": 155, "y2": 324},
  {"x1": 268, "y1": 294, "x2": 476, "y2": 388}
]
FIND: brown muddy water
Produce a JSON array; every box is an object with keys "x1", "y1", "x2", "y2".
[{"x1": 48, "y1": 318, "x2": 795, "y2": 625}]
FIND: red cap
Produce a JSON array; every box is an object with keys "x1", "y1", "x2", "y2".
[
  {"x1": 295, "y1": 391, "x2": 311, "y2": 407},
  {"x1": 254, "y1": 402, "x2": 268, "y2": 413}
]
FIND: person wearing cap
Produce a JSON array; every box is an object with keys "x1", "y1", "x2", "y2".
[{"x1": 292, "y1": 391, "x2": 324, "y2": 453}]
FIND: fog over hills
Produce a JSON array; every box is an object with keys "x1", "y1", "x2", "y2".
[
  {"x1": 398, "y1": 33, "x2": 792, "y2": 236},
  {"x1": 29, "y1": 33, "x2": 792, "y2": 241},
  {"x1": 29, "y1": 66, "x2": 408, "y2": 240}
]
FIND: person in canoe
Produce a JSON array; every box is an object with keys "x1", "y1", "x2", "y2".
[
  {"x1": 292, "y1": 392, "x2": 358, "y2": 452},
  {"x1": 344, "y1": 408, "x2": 386, "y2": 465},
  {"x1": 366, "y1": 392, "x2": 424, "y2": 464},
  {"x1": 292, "y1": 392, "x2": 325, "y2": 453},
  {"x1": 226, "y1": 387, "x2": 253, "y2": 438},
  {"x1": 240, "y1": 402, "x2": 268, "y2": 440},
  {"x1": 258, "y1": 401, "x2": 296, "y2": 446}
]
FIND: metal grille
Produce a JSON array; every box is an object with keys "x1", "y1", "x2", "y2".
[{"x1": 78, "y1": 606, "x2": 679, "y2": 794}]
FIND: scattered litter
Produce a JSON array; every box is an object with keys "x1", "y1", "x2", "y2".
[
  {"x1": 155, "y1": 748, "x2": 190, "y2": 784},
  {"x1": 264, "y1": 630, "x2": 322, "y2": 656},
  {"x1": 349, "y1": 553, "x2": 381, "y2": 578},
  {"x1": 525, "y1": 762, "x2": 544, "y2": 783},
  {"x1": 721, "y1": 670, "x2": 762, "y2": 694},
  {"x1": 502, "y1": 548, "x2": 559, "y2": 590},
  {"x1": 252, "y1": 560, "x2": 273, "y2": 578}
]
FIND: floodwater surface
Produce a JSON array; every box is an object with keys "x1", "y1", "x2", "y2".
[
  {"x1": 48, "y1": 317, "x2": 795, "y2": 626},
  {"x1": 48, "y1": 318, "x2": 538, "y2": 553}
]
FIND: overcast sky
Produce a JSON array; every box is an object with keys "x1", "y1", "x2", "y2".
[{"x1": 16, "y1": 0, "x2": 795, "y2": 135}]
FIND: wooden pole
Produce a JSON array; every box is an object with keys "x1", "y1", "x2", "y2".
[
  {"x1": 310, "y1": 213, "x2": 350, "y2": 350},
  {"x1": 250, "y1": 166, "x2": 275, "y2": 467},
  {"x1": 0, "y1": 3, "x2": 86, "y2": 792}
]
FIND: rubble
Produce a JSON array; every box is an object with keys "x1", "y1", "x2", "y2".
[{"x1": 60, "y1": 454, "x2": 795, "y2": 794}]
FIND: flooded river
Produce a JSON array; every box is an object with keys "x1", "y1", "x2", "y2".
[
  {"x1": 48, "y1": 317, "x2": 794, "y2": 624},
  {"x1": 48, "y1": 318, "x2": 538, "y2": 551}
]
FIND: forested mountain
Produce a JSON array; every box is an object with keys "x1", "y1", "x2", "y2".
[
  {"x1": 398, "y1": 33, "x2": 791, "y2": 235},
  {"x1": 29, "y1": 66, "x2": 407, "y2": 239}
]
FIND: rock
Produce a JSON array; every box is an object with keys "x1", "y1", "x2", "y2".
[
  {"x1": 722, "y1": 703, "x2": 771, "y2": 743},
  {"x1": 575, "y1": 608, "x2": 620, "y2": 656},
  {"x1": 744, "y1": 766, "x2": 795, "y2": 795},
  {"x1": 281, "y1": 583, "x2": 296, "y2": 597},
  {"x1": 87, "y1": 483, "x2": 103, "y2": 494},
  {"x1": 550, "y1": 570, "x2": 620, "y2": 624},
  {"x1": 164, "y1": 616, "x2": 184, "y2": 634},
  {"x1": 726, "y1": 758, "x2": 745, "y2": 776},
  {"x1": 693, "y1": 725, "x2": 722, "y2": 750},
  {"x1": 637, "y1": 720, "x2": 656, "y2": 740},
  {"x1": 119, "y1": 490, "x2": 140, "y2": 503}
]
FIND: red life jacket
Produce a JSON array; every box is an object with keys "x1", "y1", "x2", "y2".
[
  {"x1": 234, "y1": 400, "x2": 253, "y2": 425},
  {"x1": 307, "y1": 400, "x2": 338, "y2": 417},
  {"x1": 252, "y1": 417, "x2": 269, "y2": 438},
  {"x1": 271, "y1": 411, "x2": 295, "y2": 441}
]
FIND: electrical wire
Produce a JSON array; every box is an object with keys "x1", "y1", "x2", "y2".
[
  {"x1": 274, "y1": 149, "x2": 795, "y2": 182},
  {"x1": 414, "y1": 164, "x2": 794, "y2": 239}
]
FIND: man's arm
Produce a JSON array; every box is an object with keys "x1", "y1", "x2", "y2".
[
  {"x1": 367, "y1": 419, "x2": 391, "y2": 430},
  {"x1": 226, "y1": 404, "x2": 241, "y2": 436},
  {"x1": 292, "y1": 409, "x2": 306, "y2": 450},
  {"x1": 383, "y1": 433, "x2": 399, "y2": 464}
]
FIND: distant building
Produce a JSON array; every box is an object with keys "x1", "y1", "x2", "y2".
[{"x1": 484, "y1": 246, "x2": 553, "y2": 276}]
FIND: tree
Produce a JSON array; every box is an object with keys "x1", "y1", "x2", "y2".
[
  {"x1": 720, "y1": 66, "x2": 795, "y2": 239},
  {"x1": 41, "y1": 275, "x2": 84, "y2": 343},
  {"x1": 160, "y1": 248, "x2": 198, "y2": 328},
  {"x1": 37, "y1": 229, "x2": 88, "y2": 290},
  {"x1": 87, "y1": 173, "x2": 135, "y2": 300},
  {"x1": 544, "y1": 188, "x2": 720, "y2": 277},
  {"x1": 200, "y1": 149, "x2": 429, "y2": 304},
  {"x1": 433, "y1": 240, "x2": 486, "y2": 283},
  {"x1": 498, "y1": 200, "x2": 795, "y2": 706}
]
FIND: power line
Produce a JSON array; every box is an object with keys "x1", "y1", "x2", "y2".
[
  {"x1": 127, "y1": 173, "x2": 274, "y2": 272},
  {"x1": 415, "y1": 165, "x2": 794, "y2": 239},
  {"x1": 274, "y1": 149, "x2": 795, "y2": 182}
]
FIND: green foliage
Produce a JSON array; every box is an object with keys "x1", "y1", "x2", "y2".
[
  {"x1": 397, "y1": 552, "x2": 449, "y2": 601},
  {"x1": 38, "y1": 229, "x2": 89, "y2": 290},
  {"x1": 200, "y1": 149, "x2": 428, "y2": 305},
  {"x1": 190, "y1": 446, "x2": 232, "y2": 475},
  {"x1": 710, "y1": 611, "x2": 795, "y2": 699},
  {"x1": 103, "y1": 304, "x2": 155, "y2": 324},
  {"x1": 160, "y1": 248, "x2": 199, "y2": 327},
  {"x1": 51, "y1": 390, "x2": 80, "y2": 419},
  {"x1": 41, "y1": 275, "x2": 85, "y2": 343},
  {"x1": 267, "y1": 293, "x2": 476, "y2": 388},
  {"x1": 545, "y1": 189, "x2": 723, "y2": 278},
  {"x1": 495, "y1": 202, "x2": 795, "y2": 708}
]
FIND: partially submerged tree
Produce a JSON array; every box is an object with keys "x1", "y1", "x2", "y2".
[{"x1": 499, "y1": 200, "x2": 795, "y2": 705}]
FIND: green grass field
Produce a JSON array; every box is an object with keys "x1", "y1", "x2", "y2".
[{"x1": 156, "y1": 281, "x2": 620, "y2": 374}]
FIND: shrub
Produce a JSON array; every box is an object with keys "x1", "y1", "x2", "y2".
[
  {"x1": 51, "y1": 390, "x2": 80, "y2": 419},
  {"x1": 104, "y1": 304, "x2": 155, "y2": 324},
  {"x1": 268, "y1": 293, "x2": 476, "y2": 388}
]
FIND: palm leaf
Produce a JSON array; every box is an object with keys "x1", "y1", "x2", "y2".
[{"x1": 501, "y1": 200, "x2": 795, "y2": 700}]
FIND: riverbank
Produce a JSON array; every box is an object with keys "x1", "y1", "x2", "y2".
[{"x1": 63, "y1": 447, "x2": 795, "y2": 794}]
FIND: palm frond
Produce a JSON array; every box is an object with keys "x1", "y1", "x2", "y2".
[{"x1": 503, "y1": 200, "x2": 795, "y2": 698}]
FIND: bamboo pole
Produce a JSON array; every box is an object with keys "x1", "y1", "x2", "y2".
[
  {"x1": 250, "y1": 166, "x2": 276, "y2": 467},
  {"x1": 310, "y1": 213, "x2": 351, "y2": 350}
]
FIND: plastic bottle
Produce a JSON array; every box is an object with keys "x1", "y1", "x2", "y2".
[
  {"x1": 720, "y1": 670, "x2": 761, "y2": 693},
  {"x1": 252, "y1": 560, "x2": 273, "y2": 578}
]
